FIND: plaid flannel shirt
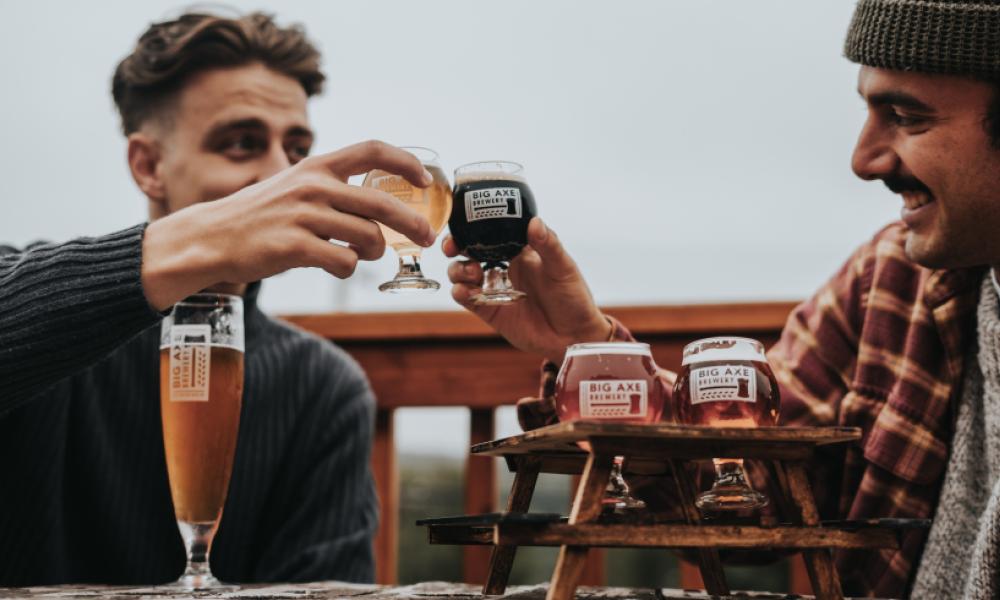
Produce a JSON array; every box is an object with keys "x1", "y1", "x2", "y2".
[{"x1": 518, "y1": 223, "x2": 984, "y2": 598}]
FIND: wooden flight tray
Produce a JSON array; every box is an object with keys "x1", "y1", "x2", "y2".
[{"x1": 417, "y1": 422, "x2": 931, "y2": 600}]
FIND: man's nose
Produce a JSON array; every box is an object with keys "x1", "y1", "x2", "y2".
[
  {"x1": 851, "y1": 117, "x2": 899, "y2": 181},
  {"x1": 259, "y1": 144, "x2": 293, "y2": 180}
]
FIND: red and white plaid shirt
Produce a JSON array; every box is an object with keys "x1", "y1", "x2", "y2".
[{"x1": 519, "y1": 222, "x2": 984, "y2": 598}]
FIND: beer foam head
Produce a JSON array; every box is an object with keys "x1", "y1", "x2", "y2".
[
  {"x1": 681, "y1": 337, "x2": 766, "y2": 366},
  {"x1": 565, "y1": 342, "x2": 652, "y2": 357},
  {"x1": 455, "y1": 170, "x2": 527, "y2": 185},
  {"x1": 454, "y1": 160, "x2": 525, "y2": 185}
]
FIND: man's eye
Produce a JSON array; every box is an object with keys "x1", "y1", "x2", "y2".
[
  {"x1": 221, "y1": 134, "x2": 266, "y2": 157},
  {"x1": 888, "y1": 110, "x2": 925, "y2": 128},
  {"x1": 286, "y1": 144, "x2": 312, "y2": 164}
]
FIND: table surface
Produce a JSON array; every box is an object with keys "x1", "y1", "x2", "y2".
[
  {"x1": 470, "y1": 422, "x2": 862, "y2": 457},
  {"x1": 0, "y1": 581, "x2": 883, "y2": 599}
]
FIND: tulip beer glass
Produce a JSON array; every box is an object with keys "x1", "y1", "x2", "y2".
[
  {"x1": 363, "y1": 146, "x2": 452, "y2": 292},
  {"x1": 449, "y1": 161, "x2": 537, "y2": 305},
  {"x1": 160, "y1": 294, "x2": 245, "y2": 588},
  {"x1": 555, "y1": 342, "x2": 665, "y2": 510},
  {"x1": 674, "y1": 336, "x2": 779, "y2": 511}
]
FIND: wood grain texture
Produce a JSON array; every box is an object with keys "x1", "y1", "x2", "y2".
[
  {"x1": 463, "y1": 409, "x2": 497, "y2": 584},
  {"x1": 280, "y1": 302, "x2": 799, "y2": 342},
  {"x1": 372, "y1": 408, "x2": 398, "y2": 585},
  {"x1": 483, "y1": 457, "x2": 541, "y2": 595},
  {"x1": 787, "y1": 462, "x2": 843, "y2": 600}
]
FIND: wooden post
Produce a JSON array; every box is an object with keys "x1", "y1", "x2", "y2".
[
  {"x1": 464, "y1": 408, "x2": 497, "y2": 584},
  {"x1": 569, "y1": 474, "x2": 606, "y2": 586},
  {"x1": 547, "y1": 449, "x2": 616, "y2": 600},
  {"x1": 484, "y1": 456, "x2": 541, "y2": 595},
  {"x1": 667, "y1": 459, "x2": 730, "y2": 596},
  {"x1": 785, "y1": 462, "x2": 843, "y2": 600},
  {"x1": 372, "y1": 407, "x2": 398, "y2": 584}
]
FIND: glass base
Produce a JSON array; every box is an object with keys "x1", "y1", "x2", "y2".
[
  {"x1": 379, "y1": 275, "x2": 441, "y2": 293},
  {"x1": 695, "y1": 460, "x2": 768, "y2": 511},
  {"x1": 471, "y1": 289, "x2": 527, "y2": 305},
  {"x1": 380, "y1": 256, "x2": 439, "y2": 294}
]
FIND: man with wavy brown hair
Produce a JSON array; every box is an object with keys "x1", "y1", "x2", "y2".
[{"x1": 0, "y1": 11, "x2": 431, "y2": 585}]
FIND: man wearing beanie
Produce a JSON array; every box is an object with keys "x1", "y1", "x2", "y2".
[{"x1": 443, "y1": 0, "x2": 1000, "y2": 597}]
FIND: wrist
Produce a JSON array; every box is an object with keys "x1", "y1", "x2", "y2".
[
  {"x1": 542, "y1": 313, "x2": 614, "y2": 365},
  {"x1": 141, "y1": 215, "x2": 222, "y2": 311}
]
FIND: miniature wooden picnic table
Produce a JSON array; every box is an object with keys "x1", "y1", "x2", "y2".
[{"x1": 418, "y1": 421, "x2": 928, "y2": 600}]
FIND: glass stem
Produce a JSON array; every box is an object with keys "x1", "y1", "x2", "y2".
[
  {"x1": 481, "y1": 263, "x2": 513, "y2": 294},
  {"x1": 397, "y1": 254, "x2": 424, "y2": 278},
  {"x1": 179, "y1": 521, "x2": 215, "y2": 578},
  {"x1": 713, "y1": 458, "x2": 750, "y2": 487}
]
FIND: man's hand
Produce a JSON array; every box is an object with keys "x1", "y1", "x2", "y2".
[
  {"x1": 141, "y1": 140, "x2": 435, "y2": 311},
  {"x1": 444, "y1": 217, "x2": 611, "y2": 363}
]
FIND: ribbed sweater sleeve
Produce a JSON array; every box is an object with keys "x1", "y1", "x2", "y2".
[{"x1": 0, "y1": 224, "x2": 163, "y2": 414}]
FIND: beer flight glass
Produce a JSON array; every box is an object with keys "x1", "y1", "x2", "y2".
[
  {"x1": 363, "y1": 147, "x2": 452, "y2": 292},
  {"x1": 159, "y1": 294, "x2": 245, "y2": 589},
  {"x1": 450, "y1": 161, "x2": 537, "y2": 305},
  {"x1": 674, "y1": 337, "x2": 779, "y2": 511},
  {"x1": 555, "y1": 342, "x2": 665, "y2": 510}
]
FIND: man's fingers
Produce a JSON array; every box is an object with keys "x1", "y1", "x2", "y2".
[
  {"x1": 300, "y1": 237, "x2": 362, "y2": 279},
  {"x1": 441, "y1": 235, "x2": 462, "y2": 258},
  {"x1": 297, "y1": 204, "x2": 386, "y2": 261},
  {"x1": 450, "y1": 282, "x2": 482, "y2": 309},
  {"x1": 306, "y1": 181, "x2": 435, "y2": 247},
  {"x1": 525, "y1": 217, "x2": 579, "y2": 282},
  {"x1": 447, "y1": 259, "x2": 483, "y2": 285},
  {"x1": 314, "y1": 140, "x2": 433, "y2": 188}
]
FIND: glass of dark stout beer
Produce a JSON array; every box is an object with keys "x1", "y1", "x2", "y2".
[
  {"x1": 363, "y1": 147, "x2": 452, "y2": 293},
  {"x1": 555, "y1": 342, "x2": 666, "y2": 511},
  {"x1": 159, "y1": 294, "x2": 245, "y2": 589},
  {"x1": 450, "y1": 161, "x2": 537, "y2": 305},
  {"x1": 673, "y1": 336, "x2": 779, "y2": 511}
]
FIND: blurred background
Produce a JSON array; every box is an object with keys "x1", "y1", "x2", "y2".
[{"x1": 0, "y1": 0, "x2": 896, "y2": 591}]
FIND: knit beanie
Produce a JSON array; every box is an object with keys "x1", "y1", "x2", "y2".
[{"x1": 844, "y1": 0, "x2": 1000, "y2": 79}]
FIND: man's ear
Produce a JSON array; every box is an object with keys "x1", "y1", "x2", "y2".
[{"x1": 127, "y1": 132, "x2": 167, "y2": 204}]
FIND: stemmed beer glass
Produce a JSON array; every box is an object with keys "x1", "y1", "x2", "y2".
[
  {"x1": 159, "y1": 294, "x2": 245, "y2": 588},
  {"x1": 674, "y1": 336, "x2": 780, "y2": 511},
  {"x1": 555, "y1": 342, "x2": 665, "y2": 511},
  {"x1": 449, "y1": 161, "x2": 537, "y2": 305},
  {"x1": 363, "y1": 146, "x2": 452, "y2": 292}
]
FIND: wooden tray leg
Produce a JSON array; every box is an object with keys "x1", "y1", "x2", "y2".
[
  {"x1": 668, "y1": 459, "x2": 730, "y2": 596},
  {"x1": 483, "y1": 456, "x2": 541, "y2": 595},
  {"x1": 785, "y1": 461, "x2": 843, "y2": 600},
  {"x1": 546, "y1": 450, "x2": 616, "y2": 600}
]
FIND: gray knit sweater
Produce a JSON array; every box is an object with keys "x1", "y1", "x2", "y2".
[
  {"x1": 912, "y1": 273, "x2": 1000, "y2": 598},
  {"x1": 0, "y1": 225, "x2": 378, "y2": 585}
]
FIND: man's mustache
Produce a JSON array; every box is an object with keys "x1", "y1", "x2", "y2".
[{"x1": 882, "y1": 174, "x2": 931, "y2": 196}]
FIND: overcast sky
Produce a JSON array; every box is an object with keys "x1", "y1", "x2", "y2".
[{"x1": 0, "y1": 1, "x2": 897, "y2": 454}]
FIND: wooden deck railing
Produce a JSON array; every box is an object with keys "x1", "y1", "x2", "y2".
[{"x1": 282, "y1": 301, "x2": 811, "y2": 592}]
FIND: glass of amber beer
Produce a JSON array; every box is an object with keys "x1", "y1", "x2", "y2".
[
  {"x1": 674, "y1": 337, "x2": 779, "y2": 511},
  {"x1": 449, "y1": 161, "x2": 537, "y2": 305},
  {"x1": 159, "y1": 294, "x2": 244, "y2": 589},
  {"x1": 363, "y1": 146, "x2": 452, "y2": 292},
  {"x1": 555, "y1": 342, "x2": 666, "y2": 511}
]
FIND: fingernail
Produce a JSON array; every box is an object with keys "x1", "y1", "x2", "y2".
[
  {"x1": 422, "y1": 168, "x2": 434, "y2": 186},
  {"x1": 537, "y1": 219, "x2": 549, "y2": 243}
]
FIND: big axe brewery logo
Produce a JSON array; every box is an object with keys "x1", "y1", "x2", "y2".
[
  {"x1": 689, "y1": 365, "x2": 756, "y2": 405},
  {"x1": 464, "y1": 187, "x2": 522, "y2": 222},
  {"x1": 169, "y1": 324, "x2": 212, "y2": 402},
  {"x1": 580, "y1": 380, "x2": 648, "y2": 418}
]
